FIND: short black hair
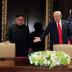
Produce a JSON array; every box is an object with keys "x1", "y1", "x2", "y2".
[
  {"x1": 16, "y1": 15, "x2": 24, "y2": 18},
  {"x1": 34, "y1": 22, "x2": 43, "y2": 30}
]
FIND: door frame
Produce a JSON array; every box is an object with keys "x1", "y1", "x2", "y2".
[{"x1": 2, "y1": 0, "x2": 53, "y2": 50}]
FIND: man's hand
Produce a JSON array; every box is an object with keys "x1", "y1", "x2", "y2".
[
  {"x1": 68, "y1": 39, "x2": 72, "y2": 44},
  {"x1": 4, "y1": 41, "x2": 10, "y2": 44},
  {"x1": 33, "y1": 37, "x2": 41, "y2": 42},
  {"x1": 28, "y1": 48, "x2": 32, "y2": 52}
]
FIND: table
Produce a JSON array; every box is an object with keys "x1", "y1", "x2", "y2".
[{"x1": 0, "y1": 57, "x2": 72, "y2": 72}]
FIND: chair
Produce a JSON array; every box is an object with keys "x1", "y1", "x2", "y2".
[{"x1": 53, "y1": 44, "x2": 72, "y2": 58}]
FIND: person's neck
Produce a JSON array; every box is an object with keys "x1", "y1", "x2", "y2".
[
  {"x1": 16, "y1": 24, "x2": 24, "y2": 26},
  {"x1": 56, "y1": 19, "x2": 61, "y2": 23}
]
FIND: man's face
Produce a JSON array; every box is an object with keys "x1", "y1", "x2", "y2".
[
  {"x1": 53, "y1": 14, "x2": 61, "y2": 22},
  {"x1": 16, "y1": 16, "x2": 25, "y2": 25}
]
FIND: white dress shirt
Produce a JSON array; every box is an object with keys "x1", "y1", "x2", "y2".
[{"x1": 56, "y1": 19, "x2": 62, "y2": 29}]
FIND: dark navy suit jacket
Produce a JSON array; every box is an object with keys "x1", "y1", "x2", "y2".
[{"x1": 40, "y1": 20, "x2": 71, "y2": 50}]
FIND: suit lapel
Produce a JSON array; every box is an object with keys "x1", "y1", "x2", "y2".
[
  {"x1": 54, "y1": 21, "x2": 58, "y2": 35},
  {"x1": 62, "y1": 20, "x2": 65, "y2": 43}
]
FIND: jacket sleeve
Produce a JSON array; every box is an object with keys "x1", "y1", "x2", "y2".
[
  {"x1": 67, "y1": 21, "x2": 72, "y2": 43},
  {"x1": 8, "y1": 27, "x2": 15, "y2": 43},
  {"x1": 26, "y1": 26, "x2": 32, "y2": 48},
  {"x1": 40, "y1": 22, "x2": 50, "y2": 40}
]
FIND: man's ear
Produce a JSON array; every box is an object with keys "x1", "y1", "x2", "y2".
[
  {"x1": 15, "y1": 18, "x2": 18, "y2": 20},
  {"x1": 61, "y1": 15, "x2": 62, "y2": 18},
  {"x1": 15, "y1": 18, "x2": 18, "y2": 23},
  {"x1": 15, "y1": 18, "x2": 18, "y2": 22}
]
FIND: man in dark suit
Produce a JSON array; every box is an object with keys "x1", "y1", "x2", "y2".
[
  {"x1": 8, "y1": 15, "x2": 32, "y2": 57},
  {"x1": 31, "y1": 22, "x2": 45, "y2": 52},
  {"x1": 33, "y1": 11, "x2": 71, "y2": 50}
]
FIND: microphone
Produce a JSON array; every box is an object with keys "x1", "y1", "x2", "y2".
[
  {"x1": 69, "y1": 9, "x2": 72, "y2": 16},
  {"x1": 68, "y1": 9, "x2": 72, "y2": 21}
]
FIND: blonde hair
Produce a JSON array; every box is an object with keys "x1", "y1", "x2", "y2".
[{"x1": 53, "y1": 11, "x2": 62, "y2": 17}]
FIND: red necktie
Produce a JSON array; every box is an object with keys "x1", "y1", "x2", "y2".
[{"x1": 58, "y1": 21, "x2": 63, "y2": 44}]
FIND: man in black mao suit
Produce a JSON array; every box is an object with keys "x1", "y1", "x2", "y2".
[
  {"x1": 8, "y1": 15, "x2": 32, "y2": 57},
  {"x1": 33, "y1": 11, "x2": 71, "y2": 50}
]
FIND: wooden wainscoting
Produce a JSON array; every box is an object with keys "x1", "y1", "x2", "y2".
[{"x1": 0, "y1": 57, "x2": 71, "y2": 72}]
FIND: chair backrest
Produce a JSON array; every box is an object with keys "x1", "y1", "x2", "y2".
[
  {"x1": 53, "y1": 44, "x2": 72, "y2": 58},
  {"x1": 0, "y1": 42, "x2": 15, "y2": 58}
]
